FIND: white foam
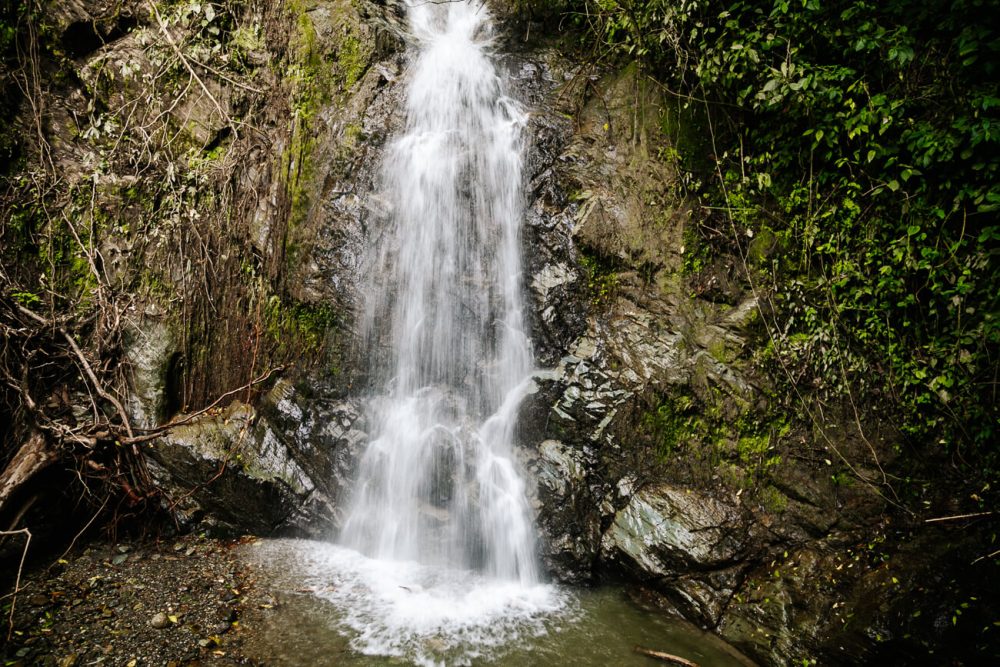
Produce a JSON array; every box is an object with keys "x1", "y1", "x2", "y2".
[{"x1": 252, "y1": 540, "x2": 571, "y2": 666}]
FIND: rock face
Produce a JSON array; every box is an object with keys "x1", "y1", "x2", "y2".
[
  {"x1": 93, "y1": 4, "x2": 993, "y2": 667},
  {"x1": 146, "y1": 379, "x2": 369, "y2": 536},
  {"x1": 601, "y1": 484, "x2": 747, "y2": 575}
]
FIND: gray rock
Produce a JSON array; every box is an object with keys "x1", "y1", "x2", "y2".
[
  {"x1": 149, "y1": 612, "x2": 169, "y2": 629},
  {"x1": 528, "y1": 439, "x2": 601, "y2": 581},
  {"x1": 125, "y1": 319, "x2": 176, "y2": 429},
  {"x1": 601, "y1": 483, "x2": 748, "y2": 575},
  {"x1": 146, "y1": 401, "x2": 332, "y2": 536}
]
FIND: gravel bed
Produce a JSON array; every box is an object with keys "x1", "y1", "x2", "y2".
[{"x1": 1, "y1": 534, "x2": 282, "y2": 666}]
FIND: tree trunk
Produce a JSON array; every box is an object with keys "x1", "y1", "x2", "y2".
[{"x1": 0, "y1": 431, "x2": 55, "y2": 513}]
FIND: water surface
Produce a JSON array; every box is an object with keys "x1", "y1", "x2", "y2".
[{"x1": 244, "y1": 539, "x2": 752, "y2": 667}]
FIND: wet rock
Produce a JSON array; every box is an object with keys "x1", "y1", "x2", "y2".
[
  {"x1": 124, "y1": 319, "x2": 176, "y2": 429},
  {"x1": 146, "y1": 401, "x2": 328, "y2": 536},
  {"x1": 529, "y1": 438, "x2": 601, "y2": 581},
  {"x1": 601, "y1": 484, "x2": 748, "y2": 575},
  {"x1": 255, "y1": 379, "x2": 369, "y2": 531},
  {"x1": 666, "y1": 567, "x2": 748, "y2": 629}
]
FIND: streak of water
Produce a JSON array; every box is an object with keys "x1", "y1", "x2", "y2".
[
  {"x1": 333, "y1": 3, "x2": 545, "y2": 656},
  {"x1": 341, "y1": 0, "x2": 536, "y2": 583}
]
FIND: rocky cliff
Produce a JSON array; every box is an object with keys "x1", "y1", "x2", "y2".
[{"x1": 2, "y1": 2, "x2": 996, "y2": 665}]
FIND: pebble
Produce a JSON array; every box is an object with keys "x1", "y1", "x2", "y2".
[{"x1": 4, "y1": 535, "x2": 257, "y2": 664}]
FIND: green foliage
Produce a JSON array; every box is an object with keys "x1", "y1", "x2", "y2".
[
  {"x1": 642, "y1": 388, "x2": 788, "y2": 483},
  {"x1": 564, "y1": 0, "x2": 1000, "y2": 466},
  {"x1": 264, "y1": 296, "x2": 338, "y2": 355},
  {"x1": 10, "y1": 290, "x2": 41, "y2": 307},
  {"x1": 579, "y1": 251, "x2": 619, "y2": 305}
]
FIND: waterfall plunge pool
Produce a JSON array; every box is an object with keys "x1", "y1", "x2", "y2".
[{"x1": 241, "y1": 539, "x2": 753, "y2": 667}]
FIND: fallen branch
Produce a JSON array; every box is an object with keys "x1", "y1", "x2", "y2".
[
  {"x1": 972, "y1": 548, "x2": 1000, "y2": 565},
  {"x1": 57, "y1": 494, "x2": 110, "y2": 562},
  {"x1": 128, "y1": 363, "x2": 287, "y2": 441},
  {"x1": 634, "y1": 647, "x2": 700, "y2": 667},
  {"x1": 925, "y1": 511, "x2": 995, "y2": 524}
]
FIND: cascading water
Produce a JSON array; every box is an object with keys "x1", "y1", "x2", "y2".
[
  {"x1": 244, "y1": 5, "x2": 753, "y2": 665},
  {"x1": 339, "y1": 0, "x2": 537, "y2": 584},
  {"x1": 290, "y1": 2, "x2": 564, "y2": 663}
]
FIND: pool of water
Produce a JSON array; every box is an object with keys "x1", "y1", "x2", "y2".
[{"x1": 242, "y1": 539, "x2": 754, "y2": 667}]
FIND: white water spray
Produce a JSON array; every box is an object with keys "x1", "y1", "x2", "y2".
[
  {"x1": 312, "y1": 6, "x2": 557, "y2": 661},
  {"x1": 340, "y1": 0, "x2": 537, "y2": 583}
]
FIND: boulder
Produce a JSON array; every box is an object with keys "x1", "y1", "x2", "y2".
[
  {"x1": 601, "y1": 483, "x2": 748, "y2": 576},
  {"x1": 147, "y1": 401, "x2": 330, "y2": 535}
]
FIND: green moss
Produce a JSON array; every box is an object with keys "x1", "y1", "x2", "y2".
[
  {"x1": 230, "y1": 22, "x2": 264, "y2": 67},
  {"x1": 343, "y1": 123, "x2": 363, "y2": 147},
  {"x1": 337, "y1": 33, "x2": 366, "y2": 88},
  {"x1": 707, "y1": 337, "x2": 731, "y2": 364},
  {"x1": 641, "y1": 392, "x2": 694, "y2": 457},
  {"x1": 280, "y1": 0, "x2": 374, "y2": 245},
  {"x1": 735, "y1": 411, "x2": 786, "y2": 471},
  {"x1": 642, "y1": 384, "x2": 791, "y2": 485},
  {"x1": 747, "y1": 225, "x2": 778, "y2": 265},
  {"x1": 282, "y1": 5, "x2": 332, "y2": 235},
  {"x1": 4, "y1": 198, "x2": 43, "y2": 255},
  {"x1": 264, "y1": 295, "x2": 339, "y2": 355},
  {"x1": 138, "y1": 270, "x2": 173, "y2": 302},
  {"x1": 580, "y1": 251, "x2": 619, "y2": 306}
]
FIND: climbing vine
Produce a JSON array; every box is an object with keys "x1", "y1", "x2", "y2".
[{"x1": 547, "y1": 0, "x2": 999, "y2": 470}]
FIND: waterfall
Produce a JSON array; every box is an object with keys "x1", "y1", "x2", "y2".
[
  {"x1": 340, "y1": 0, "x2": 538, "y2": 582},
  {"x1": 255, "y1": 4, "x2": 564, "y2": 662}
]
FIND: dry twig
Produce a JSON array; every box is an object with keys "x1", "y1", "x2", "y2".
[{"x1": 0, "y1": 527, "x2": 32, "y2": 641}]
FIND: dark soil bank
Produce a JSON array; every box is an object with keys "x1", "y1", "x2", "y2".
[{"x1": 1, "y1": 535, "x2": 283, "y2": 666}]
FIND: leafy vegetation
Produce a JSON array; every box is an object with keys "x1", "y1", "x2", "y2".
[
  {"x1": 579, "y1": 251, "x2": 620, "y2": 305},
  {"x1": 551, "y1": 0, "x2": 999, "y2": 470},
  {"x1": 0, "y1": 1, "x2": 24, "y2": 173}
]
